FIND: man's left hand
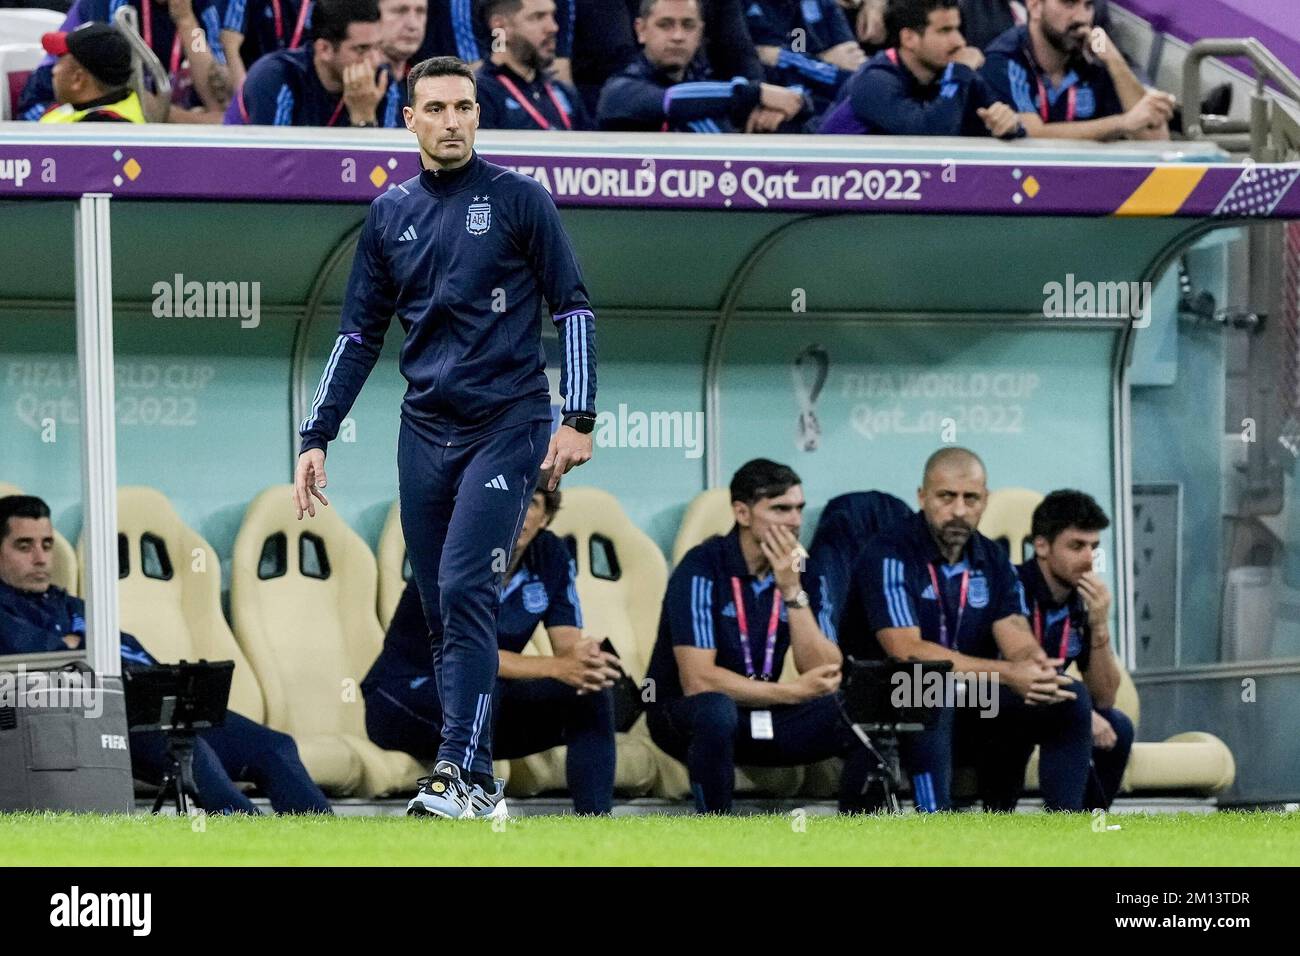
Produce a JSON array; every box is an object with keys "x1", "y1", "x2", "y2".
[
  {"x1": 1092, "y1": 709, "x2": 1117, "y2": 749},
  {"x1": 1078, "y1": 571, "x2": 1112, "y2": 626},
  {"x1": 540, "y1": 424, "x2": 592, "y2": 490}
]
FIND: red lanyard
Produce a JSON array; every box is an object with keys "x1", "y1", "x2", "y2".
[
  {"x1": 1036, "y1": 75, "x2": 1076, "y2": 122},
  {"x1": 885, "y1": 47, "x2": 898, "y2": 65},
  {"x1": 141, "y1": 2, "x2": 183, "y2": 80},
  {"x1": 272, "y1": 0, "x2": 312, "y2": 47},
  {"x1": 496, "y1": 73, "x2": 572, "y2": 131},
  {"x1": 1033, "y1": 604, "x2": 1073, "y2": 660},
  {"x1": 926, "y1": 564, "x2": 968, "y2": 650},
  {"x1": 326, "y1": 96, "x2": 346, "y2": 127},
  {"x1": 731, "y1": 577, "x2": 781, "y2": 681}
]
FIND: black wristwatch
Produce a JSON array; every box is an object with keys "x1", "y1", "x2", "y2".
[{"x1": 562, "y1": 413, "x2": 596, "y2": 434}]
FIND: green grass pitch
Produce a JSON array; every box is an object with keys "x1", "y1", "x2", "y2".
[{"x1": 1, "y1": 811, "x2": 1296, "y2": 866}]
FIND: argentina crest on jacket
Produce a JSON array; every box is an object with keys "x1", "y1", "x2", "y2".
[{"x1": 466, "y1": 196, "x2": 491, "y2": 235}]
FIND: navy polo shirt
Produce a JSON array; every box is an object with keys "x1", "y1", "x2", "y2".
[
  {"x1": 840, "y1": 510, "x2": 1028, "y2": 662},
  {"x1": 475, "y1": 61, "x2": 591, "y2": 131},
  {"x1": 646, "y1": 526, "x2": 837, "y2": 704},
  {"x1": 365, "y1": 529, "x2": 582, "y2": 684},
  {"x1": 1016, "y1": 559, "x2": 1092, "y2": 671},
  {"x1": 224, "y1": 47, "x2": 404, "y2": 127},
  {"x1": 495, "y1": 529, "x2": 582, "y2": 653},
  {"x1": 818, "y1": 50, "x2": 1013, "y2": 136},
  {"x1": 0, "y1": 580, "x2": 155, "y2": 666},
  {"x1": 744, "y1": 0, "x2": 855, "y2": 106},
  {"x1": 220, "y1": 0, "x2": 312, "y2": 69},
  {"x1": 980, "y1": 25, "x2": 1122, "y2": 123}
]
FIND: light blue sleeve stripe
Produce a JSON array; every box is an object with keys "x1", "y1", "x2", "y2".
[
  {"x1": 1008, "y1": 61, "x2": 1036, "y2": 114},
  {"x1": 222, "y1": 0, "x2": 247, "y2": 33},
  {"x1": 818, "y1": 574, "x2": 837, "y2": 643},
  {"x1": 690, "y1": 575, "x2": 714, "y2": 649},
  {"x1": 300, "y1": 334, "x2": 346, "y2": 432},
  {"x1": 452, "y1": 0, "x2": 480, "y2": 61},
  {"x1": 201, "y1": 6, "x2": 227, "y2": 64},
  {"x1": 885, "y1": 558, "x2": 915, "y2": 628}
]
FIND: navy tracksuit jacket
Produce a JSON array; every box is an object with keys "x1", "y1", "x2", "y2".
[
  {"x1": 0, "y1": 581, "x2": 330, "y2": 814},
  {"x1": 300, "y1": 151, "x2": 597, "y2": 779},
  {"x1": 597, "y1": 52, "x2": 769, "y2": 133}
]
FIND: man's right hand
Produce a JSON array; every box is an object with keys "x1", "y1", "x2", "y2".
[
  {"x1": 978, "y1": 102, "x2": 1020, "y2": 138},
  {"x1": 1003, "y1": 657, "x2": 1076, "y2": 704},
  {"x1": 951, "y1": 46, "x2": 985, "y2": 71},
  {"x1": 552, "y1": 637, "x2": 621, "y2": 693},
  {"x1": 293, "y1": 449, "x2": 330, "y2": 519},
  {"x1": 1122, "y1": 89, "x2": 1175, "y2": 135},
  {"x1": 791, "y1": 662, "x2": 841, "y2": 702},
  {"x1": 759, "y1": 83, "x2": 805, "y2": 120}
]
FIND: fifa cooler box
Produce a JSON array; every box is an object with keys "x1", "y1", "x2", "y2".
[{"x1": 0, "y1": 654, "x2": 134, "y2": 812}]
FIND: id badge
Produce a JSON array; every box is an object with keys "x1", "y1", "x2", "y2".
[{"x1": 750, "y1": 709, "x2": 775, "y2": 740}]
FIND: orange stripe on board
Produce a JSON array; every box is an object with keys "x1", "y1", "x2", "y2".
[{"x1": 1114, "y1": 166, "x2": 1208, "y2": 217}]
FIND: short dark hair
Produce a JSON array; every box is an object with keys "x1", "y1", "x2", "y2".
[
  {"x1": 730, "y1": 459, "x2": 802, "y2": 506},
  {"x1": 480, "y1": 0, "x2": 524, "y2": 26},
  {"x1": 311, "y1": 0, "x2": 381, "y2": 45},
  {"x1": 884, "y1": 0, "x2": 960, "y2": 46},
  {"x1": 407, "y1": 55, "x2": 477, "y2": 105},
  {"x1": 638, "y1": 0, "x2": 698, "y2": 18},
  {"x1": 535, "y1": 485, "x2": 561, "y2": 521},
  {"x1": 1031, "y1": 490, "x2": 1110, "y2": 543},
  {"x1": 0, "y1": 495, "x2": 51, "y2": 544}
]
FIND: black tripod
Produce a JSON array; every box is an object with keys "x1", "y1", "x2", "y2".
[
  {"x1": 151, "y1": 728, "x2": 202, "y2": 815},
  {"x1": 846, "y1": 721, "x2": 923, "y2": 814}
]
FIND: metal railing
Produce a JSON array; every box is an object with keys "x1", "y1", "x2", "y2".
[{"x1": 1183, "y1": 38, "x2": 1300, "y2": 160}]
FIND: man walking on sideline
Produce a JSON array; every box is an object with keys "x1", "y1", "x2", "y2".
[{"x1": 293, "y1": 55, "x2": 597, "y2": 819}]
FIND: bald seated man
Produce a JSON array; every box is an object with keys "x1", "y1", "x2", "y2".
[{"x1": 838, "y1": 447, "x2": 1093, "y2": 812}]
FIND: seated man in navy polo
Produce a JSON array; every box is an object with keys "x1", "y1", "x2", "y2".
[
  {"x1": 1018, "y1": 489, "x2": 1132, "y2": 809},
  {"x1": 597, "y1": 0, "x2": 809, "y2": 132},
  {"x1": 0, "y1": 496, "x2": 331, "y2": 815},
  {"x1": 980, "y1": 0, "x2": 1172, "y2": 140},
  {"x1": 219, "y1": 0, "x2": 314, "y2": 93},
  {"x1": 839, "y1": 448, "x2": 1092, "y2": 811},
  {"x1": 475, "y1": 0, "x2": 591, "y2": 130},
  {"x1": 224, "y1": 0, "x2": 400, "y2": 126},
  {"x1": 745, "y1": 0, "x2": 865, "y2": 113},
  {"x1": 645, "y1": 458, "x2": 866, "y2": 814},
  {"x1": 364, "y1": 485, "x2": 620, "y2": 814},
  {"x1": 818, "y1": 0, "x2": 1021, "y2": 136}
]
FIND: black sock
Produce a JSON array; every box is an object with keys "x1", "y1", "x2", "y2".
[{"x1": 470, "y1": 771, "x2": 495, "y2": 791}]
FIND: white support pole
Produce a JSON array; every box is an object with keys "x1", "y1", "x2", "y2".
[{"x1": 74, "y1": 194, "x2": 120, "y2": 678}]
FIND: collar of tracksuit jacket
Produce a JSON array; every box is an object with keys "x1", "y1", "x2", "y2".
[{"x1": 418, "y1": 150, "x2": 484, "y2": 198}]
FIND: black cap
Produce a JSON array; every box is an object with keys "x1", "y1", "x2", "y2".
[{"x1": 42, "y1": 22, "x2": 133, "y2": 89}]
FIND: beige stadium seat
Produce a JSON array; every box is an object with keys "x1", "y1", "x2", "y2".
[
  {"x1": 665, "y1": 487, "x2": 806, "y2": 798},
  {"x1": 671, "y1": 487, "x2": 734, "y2": 565},
  {"x1": 1024, "y1": 663, "x2": 1235, "y2": 797},
  {"x1": 230, "y1": 485, "x2": 422, "y2": 798},
  {"x1": 376, "y1": 500, "x2": 408, "y2": 631},
  {"x1": 0, "y1": 481, "x2": 78, "y2": 595},
  {"x1": 980, "y1": 487, "x2": 1045, "y2": 564},
  {"x1": 75, "y1": 486, "x2": 265, "y2": 722},
  {"x1": 504, "y1": 487, "x2": 667, "y2": 799}
]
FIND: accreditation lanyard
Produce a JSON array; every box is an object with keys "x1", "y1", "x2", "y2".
[
  {"x1": 926, "y1": 564, "x2": 968, "y2": 650},
  {"x1": 1033, "y1": 604, "x2": 1073, "y2": 661},
  {"x1": 141, "y1": 1, "x2": 184, "y2": 83},
  {"x1": 1036, "y1": 74, "x2": 1076, "y2": 122},
  {"x1": 271, "y1": 0, "x2": 312, "y2": 48},
  {"x1": 496, "y1": 74, "x2": 572, "y2": 131},
  {"x1": 731, "y1": 577, "x2": 781, "y2": 681}
]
